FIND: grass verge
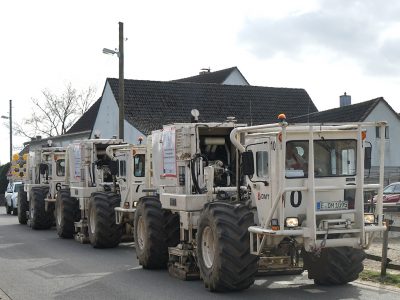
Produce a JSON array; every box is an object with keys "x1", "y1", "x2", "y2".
[{"x1": 360, "y1": 270, "x2": 400, "y2": 288}]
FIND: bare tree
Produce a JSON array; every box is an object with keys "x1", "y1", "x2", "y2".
[{"x1": 14, "y1": 83, "x2": 96, "y2": 139}]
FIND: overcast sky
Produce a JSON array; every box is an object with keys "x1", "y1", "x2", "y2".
[{"x1": 1, "y1": 0, "x2": 399, "y2": 164}]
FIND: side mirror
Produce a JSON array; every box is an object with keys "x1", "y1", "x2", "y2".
[
  {"x1": 109, "y1": 160, "x2": 119, "y2": 176},
  {"x1": 364, "y1": 147, "x2": 372, "y2": 170},
  {"x1": 39, "y1": 163, "x2": 48, "y2": 175},
  {"x1": 241, "y1": 151, "x2": 254, "y2": 176}
]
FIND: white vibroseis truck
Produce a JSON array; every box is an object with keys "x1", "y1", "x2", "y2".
[
  {"x1": 55, "y1": 138, "x2": 143, "y2": 248},
  {"x1": 18, "y1": 146, "x2": 66, "y2": 229},
  {"x1": 105, "y1": 143, "x2": 147, "y2": 238},
  {"x1": 132, "y1": 116, "x2": 386, "y2": 292}
]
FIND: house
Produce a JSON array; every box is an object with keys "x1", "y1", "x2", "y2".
[
  {"x1": 89, "y1": 77, "x2": 316, "y2": 143},
  {"x1": 26, "y1": 67, "x2": 317, "y2": 156},
  {"x1": 173, "y1": 66, "x2": 250, "y2": 85},
  {"x1": 291, "y1": 96, "x2": 400, "y2": 184}
]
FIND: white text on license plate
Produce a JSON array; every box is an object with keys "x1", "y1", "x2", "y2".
[{"x1": 317, "y1": 201, "x2": 348, "y2": 210}]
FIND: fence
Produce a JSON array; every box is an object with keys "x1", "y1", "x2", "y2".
[{"x1": 365, "y1": 221, "x2": 400, "y2": 278}]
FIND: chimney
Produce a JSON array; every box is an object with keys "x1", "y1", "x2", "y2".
[
  {"x1": 340, "y1": 92, "x2": 351, "y2": 107},
  {"x1": 199, "y1": 68, "x2": 211, "y2": 75}
]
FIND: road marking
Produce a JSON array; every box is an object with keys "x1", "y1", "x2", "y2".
[
  {"x1": 274, "y1": 280, "x2": 302, "y2": 285},
  {"x1": 303, "y1": 288, "x2": 324, "y2": 293},
  {"x1": 254, "y1": 279, "x2": 268, "y2": 286},
  {"x1": 0, "y1": 287, "x2": 11, "y2": 300},
  {"x1": 129, "y1": 266, "x2": 143, "y2": 270},
  {"x1": 0, "y1": 243, "x2": 23, "y2": 249}
]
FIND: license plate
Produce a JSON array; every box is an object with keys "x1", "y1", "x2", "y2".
[{"x1": 316, "y1": 201, "x2": 348, "y2": 211}]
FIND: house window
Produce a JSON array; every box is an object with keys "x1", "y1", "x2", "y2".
[{"x1": 376, "y1": 126, "x2": 389, "y2": 139}]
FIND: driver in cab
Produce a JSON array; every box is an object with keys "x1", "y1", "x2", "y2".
[{"x1": 286, "y1": 143, "x2": 307, "y2": 171}]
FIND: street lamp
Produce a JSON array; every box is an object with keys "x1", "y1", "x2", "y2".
[
  {"x1": 103, "y1": 21, "x2": 125, "y2": 140},
  {"x1": 1, "y1": 100, "x2": 12, "y2": 162}
]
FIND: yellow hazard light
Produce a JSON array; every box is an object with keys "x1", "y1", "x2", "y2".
[
  {"x1": 278, "y1": 113, "x2": 286, "y2": 120},
  {"x1": 23, "y1": 153, "x2": 28, "y2": 160},
  {"x1": 12, "y1": 153, "x2": 19, "y2": 161},
  {"x1": 362, "y1": 131, "x2": 367, "y2": 140},
  {"x1": 271, "y1": 219, "x2": 280, "y2": 231}
]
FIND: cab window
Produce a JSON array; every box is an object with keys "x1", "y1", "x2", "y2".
[
  {"x1": 134, "y1": 154, "x2": 145, "y2": 177},
  {"x1": 256, "y1": 151, "x2": 268, "y2": 178},
  {"x1": 56, "y1": 159, "x2": 65, "y2": 176},
  {"x1": 286, "y1": 141, "x2": 309, "y2": 178},
  {"x1": 119, "y1": 160, "x2": 126, "y2": 177},
  {"x1": 47, "y1": 163, "x2": 53, "y2": 176}
]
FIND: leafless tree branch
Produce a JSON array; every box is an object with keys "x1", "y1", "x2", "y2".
[{"x1": 15, "y1": 83, "x2": 97, "y2": 138}]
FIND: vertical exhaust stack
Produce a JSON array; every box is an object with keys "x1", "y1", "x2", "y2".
[{"x1": 340, "y1": 92, "x2": 351, "y2": 107}]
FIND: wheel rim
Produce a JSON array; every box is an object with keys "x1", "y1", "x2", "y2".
[
  {"x1": 30, "y1": 199, "x2": 34, "y2": 220},
  {"x1": 56, "y1": 199, "x2": 62, "y2": 226},
  {"x1": 89, "y1": 205, "x2": 96, "y2": 234},
  {"x1": 137, "y1": 216, "x2": 146, "y2": 250},
  {"x1": 201, "y1": 226, "x2": 215, "y2": 269}
]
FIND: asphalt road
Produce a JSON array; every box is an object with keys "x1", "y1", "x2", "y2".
[{"x1": 0, "y1": 207, "x2": 399, "y2": 300}]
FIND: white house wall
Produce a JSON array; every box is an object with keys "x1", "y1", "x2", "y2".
[
  {"x1": 91, "y1": 82, "x2": 147, "y2": 144},
  {"x1": 223, "y1": 69, "x2": 249, "y2": 85},
  {"x1": 364, "y1": 101, "x2": 400, "y2": 166}
]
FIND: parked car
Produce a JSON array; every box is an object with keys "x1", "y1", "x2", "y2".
[
  {"x1": 371, "y1": 182, "x2": 400, "y2": 210},
  {"x1": 4, "y1": 181, "x2": 23, "y2": 215}
]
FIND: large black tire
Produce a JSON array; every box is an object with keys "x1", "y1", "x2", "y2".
[
  {"x1": 29, "y1": 186, "x2": 52, "y2": 230},
  {"x1": 134, "y1": 196, "x2": 169, "y2": 269},
  {"x1": 303, "y1": 246, "x2": 366, "y2": 285},
  {"x1": 87, "y1": 192, "x2": 122, "y2": 248},
  {"x1": 12, "y1": 203, "x2": 18, "y2": 215},
  {"x1": 18, "y1": 190, "x2": 28, "y2": 224},
  {"x1": 164, "y1": 210, "x2": 180, "y2": 248},
  {"x1": 196, "y1": 202, "x2": 258, "y2": 292},
  {"x1": 56, "y1": 189, "x2": 79, "y2": 238}
]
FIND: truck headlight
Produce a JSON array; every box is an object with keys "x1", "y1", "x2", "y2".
[
  {"x1": 285, "y1": 217, "x2": 299, "y2": 228},
  {"x1": 364, "y1": 213, "x2": 375, "y2": 224}
]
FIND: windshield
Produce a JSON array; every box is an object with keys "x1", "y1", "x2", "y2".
[
  {"x1": 286, "y1": 139, "x2": 357, "y2": 178},
  {"x1": 56, "y1": 159, "x2": 65, "y2": 177},
  {"x1": 14, "y1": 184, "x2": 23, "y2": 193},
  {"x1": 314, "y1": 139, "x2": 356, "y2": 177}
]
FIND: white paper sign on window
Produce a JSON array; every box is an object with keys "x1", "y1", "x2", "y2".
[
  {"x1": 162, "y1": 128, "x2": 176, "y2": 177},
  {"x1": 73, "y1": 144, "x2": 81, "y2": 179}
]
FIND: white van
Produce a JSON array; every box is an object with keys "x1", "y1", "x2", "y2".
[{"x1": 4, "y1": 181, "x2": 22, "y2": 215}]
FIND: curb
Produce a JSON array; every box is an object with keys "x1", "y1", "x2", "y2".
[{"x1": 354, "y1": 279, "x2": 400, "y2": 293}]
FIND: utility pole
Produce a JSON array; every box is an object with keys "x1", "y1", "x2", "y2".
[
  {"x1": 119, "y1": 22, "x2": 125, "y2": 140},
  {"x1": 9, "y1": 99, "x2": 12, "y2": 162}
]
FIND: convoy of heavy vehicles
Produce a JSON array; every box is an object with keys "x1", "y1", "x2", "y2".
[{"x1": 5, "y1": 111, "x2": 387, "y2": 292}]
